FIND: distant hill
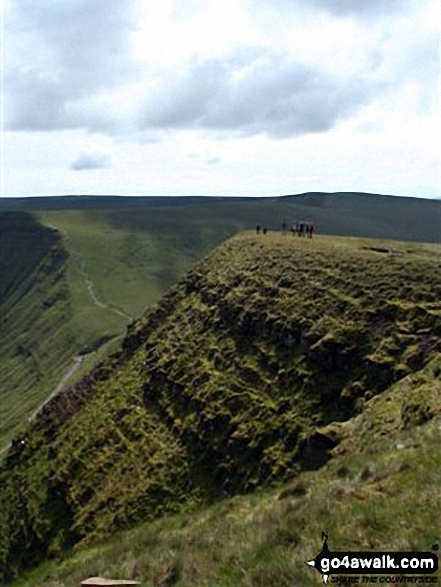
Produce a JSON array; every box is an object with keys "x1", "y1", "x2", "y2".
[
  {"x1": 1, "y1": 192, "x2": 439, "y2": 242},
  {"x1": 0, "y1": 195, "x2": 256, "y2": 211},
  {"x1": 0, "y1": 192, "x2": 422, "y2": 211},
  {"x1": 1, "y1": 232, "x2": 440, "y2": 583}
]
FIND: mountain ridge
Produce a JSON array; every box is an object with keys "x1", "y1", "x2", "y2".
[
  {"x1": 3, "y1": 190, "x2": 438, "y2": 446},
  {"x1": 1, "y1": 191, "x2": 439, "y2": 212},
  {"x1": 1, "y1": 232, "x2": 440, "y2": 583}
]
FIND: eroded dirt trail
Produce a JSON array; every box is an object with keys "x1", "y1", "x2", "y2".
[
  {"x1": 27, "y1": 355, "x2": 85, "y2": 422},
  {"x1": 0, "y1": 355, "x2": 85, "y2": 456}
]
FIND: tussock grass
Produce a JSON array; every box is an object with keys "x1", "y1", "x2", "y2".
[{"x1": 9, "y1": 408, "x2": 441, "y2": 586}]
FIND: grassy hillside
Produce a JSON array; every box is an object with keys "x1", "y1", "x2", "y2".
[
  {"x1": 37, "y1": 209, "x2": 241, "y2": 321},
  {"x1": 1, "y1": 232, "x2": 440, "y2": 584},
  {"x1": 0, "y1": 208, "x2": 238, "y2": 448},
  {"x1": 2, "y1": 191, "x2": 439, "y2": 443},
  {"x1": 0, "y1": 213, "x2": 79, "y2": 446},
  {"x1": 7, "y1": 357, "x2": 441, "y2": 587}
]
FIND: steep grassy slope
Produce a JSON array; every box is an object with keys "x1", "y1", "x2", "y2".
[
  {"x1": 0, "y1": 213, "x2": 79, "y2": 446},
  {"x1": 2, "y1": 192, "x2": 439, "y2": 443},
  {"x1": 8, "y1": 357, "x2": 441, "y2": 587},
  {"x1": 0, "y1": 208, "x2": 238, "y2": 448},
  {"x1": 38, "y1": 209, "x2": 240, "y2": 321},
  {"x1": 1, "y1": 233, "x2": 440, "y2": 583}
]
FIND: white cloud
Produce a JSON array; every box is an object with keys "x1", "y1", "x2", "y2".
[
  {"x1": 2, "y1": 0, "x2": 440, "y2": 199},
  {"x1": 71, "y1": 152, "x2": 112, "y2": 171},
  {"x1": 138, "y1": 50, "x2": 380, "y2": 138},
  {"x1": 5, "y1": 0, "x2": 136, "y2": 132}
]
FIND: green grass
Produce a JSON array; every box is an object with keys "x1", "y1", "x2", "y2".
[
  {"x1": 0, "y1": 208, "x2": 239, "y2": 447},
  {"x1": 2, "y1": 194, "x2": 440, "y2": 446},
  {"x1": 37, "y1": 209, "x2": 235, "y2": 323},
  {"x1": 1, "y1": 231, "x2": 440, "y2": 583},
  {"x1": 0, "y1": 214, "x2": 79, "y2": 446},
  {"x1": 7, "y1": 358, "x2": 441, "y2": 587}
]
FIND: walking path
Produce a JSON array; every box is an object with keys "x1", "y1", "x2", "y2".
[
  {"x1": 28, "y1": 356, "x2": 84, "y2": 422},
  {"x1": 1, "y1": 220, "x2": 132, "y2": 458},
  {"x1": 44, "y1": 221, "x2": 132, "y2": 321},
  {"x1": 0, "y1": 355, "x2": 85, "y2": 457},
  {"x1": 73, "y1": 246, "x2": 131, "y2": 320}
]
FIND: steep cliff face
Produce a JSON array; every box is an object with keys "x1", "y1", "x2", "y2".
[{"x1": 1, "y1": 233, "x2": 440, "y2": 581}]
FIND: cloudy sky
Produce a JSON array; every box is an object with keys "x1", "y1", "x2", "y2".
[{"x1": 3, "y1": 0, "x2": 440, "y2": 198}]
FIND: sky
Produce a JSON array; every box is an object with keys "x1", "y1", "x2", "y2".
[{"x1": 2, "y1": 0, "x2": 440, "y2": 199}]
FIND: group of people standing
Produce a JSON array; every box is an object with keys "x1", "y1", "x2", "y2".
[
  {"x1": 289, "y1": 221, "x2": 314, "y2": 238},
  {"x1": 255, "y1": 220, "x2": 315, "y2": 238}
]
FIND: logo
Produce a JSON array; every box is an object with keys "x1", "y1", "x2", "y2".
[
  {"x1": 307, "y1": 532, "x2": 332, "y2": 585},
  {"x1": 306, "y1": 533, "x2": 438, "y2": 585}
]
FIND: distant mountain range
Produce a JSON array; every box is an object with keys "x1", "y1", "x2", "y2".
[
  {"x1": 0, "y1": 194, "x2": 254, "y2": 211},
  {"x1": 0, "y1": 191, "x2": 438, "y2": 212},
  {"x1": 0, "y1": 192, "x2": 440, "y2": 242}
]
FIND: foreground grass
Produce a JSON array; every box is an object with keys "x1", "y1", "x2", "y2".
[{"x1": 10, "y1": 369, "x2": 441, "y2": 586}]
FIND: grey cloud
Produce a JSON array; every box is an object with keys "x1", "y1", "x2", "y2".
[
  {"x1": 71, "y1": 153, "x2": 111, "y2": 170},
  {"x1": 5, "y1": 0, "x2": 134, "y2": 131},
  {"x1": 5, "y1": 0, "x2": 419, "y2": 141},
  {"x1": 323, "y1": 0, "x2": 406, "y2": 16},
  {"x1": 312, "y1": 0, "x2": 407, "y2": 16},
  {"x1": 254, "y1": 0, "x2": 407, "y2": 18},
  {"x1": 139, "y1": 52, "x2": 377, "y2": 139}
]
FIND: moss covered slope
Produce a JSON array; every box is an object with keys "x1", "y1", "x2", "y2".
[
  {"x1": 8, "y1": 358, "x2": 441, "y2": 587},
  {"x1": 1, "y1": 233, "x2": 440, "y2": 582}
]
